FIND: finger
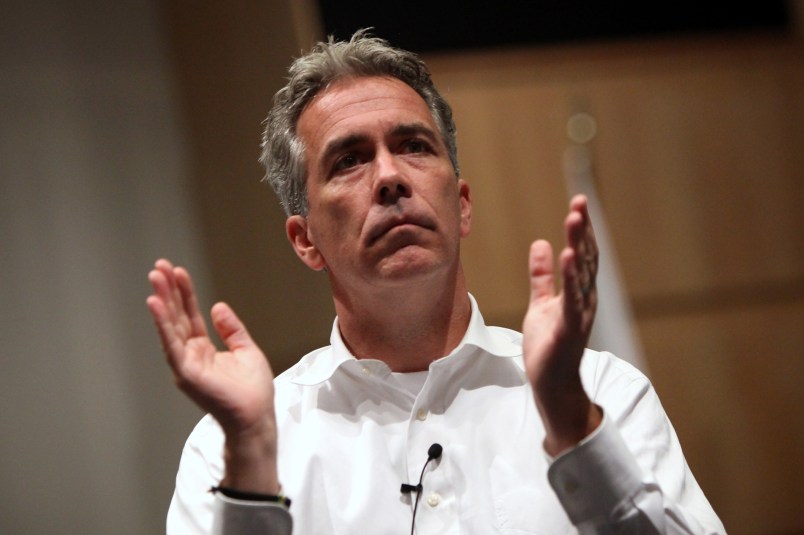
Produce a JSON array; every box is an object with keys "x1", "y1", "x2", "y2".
[
  {"x1": 149, "y1": 260, "x2": 209, "y2": 341},
  {"x1": 148, "y1": 260, "x2": 199, "y2": 369},
  {"x1": 148, "y1": 260, "x2": 171, "y2": 297},
  {"x1": 174, "y1": 266, "x2": 209, "y2": 338},
  {"x1": 151, "y1": 259, "x2": 183, "y2": 320},
  {"x1": 154, "y1": 257, "x2": 175, "y2": 273},
  {"x1": 147, "y1": 268, "x2": 175, "y2": 319},
  {"x1": 564, "y1": 202, "x2": 598, "y2": 301},
  {"x1": 569, "y1": 194, "x2": 588, "y2": 218},
  {"x1": 211, "y1": 302, "x2": 258, "y2": 353},
  {"x1": 559, "y1": 247, "x2": 585, "y2": 327},
  {"x1": 563, "y1": 211, "x2": 587, "y2": 293},
  {"x1": 153, "y1": 258, "x2": 177, "y2": 291},
  {"x1": 567, "y1": 195, "x2": 598, "y2": 266},
  {"x1": 560, "y1": 244, "x2": 597, "y2": 342},
  {"x1": 528, "y1": 240, "x2": 556, "y2": 303},
  {"x1": 565, "y1": 210, "x2": 585, "y2": 252},
  {"x1": 146, "y1": 293, "x2": 188, "y2": 371}
]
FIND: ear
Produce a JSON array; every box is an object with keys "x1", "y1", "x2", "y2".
[
  {"x1": 286, "y1": 215, "x2": 327, "y2": 271},
  {"x1": 458, "y1": 179, "x2": 472, "y2": 237}
]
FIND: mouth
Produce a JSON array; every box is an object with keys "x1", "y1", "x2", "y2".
[{"x1": 367, "y1": 213, "x2": 435, "y2": 246}]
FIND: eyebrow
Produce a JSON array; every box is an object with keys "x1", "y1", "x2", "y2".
[
  {"x1": 319, "y1": 122, "x2": 440, "y2": 169},
  {"x1": 320, "y1": 133, "x2": 370, "y2": 170},
  {"x1": 389, "y1": 122, "x2": 439, "y2": 143}
]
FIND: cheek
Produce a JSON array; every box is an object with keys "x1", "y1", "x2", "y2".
[
  {"x1": 308, "y1": 194, "x2": 361, "y2": 244},
  {"x1": 439, "y1": 184, "x2": 464, "y2": 218}
]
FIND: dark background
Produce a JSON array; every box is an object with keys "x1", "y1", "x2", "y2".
[{"x1": 318, "y1": 1, "x2": 791, "y2": 52}]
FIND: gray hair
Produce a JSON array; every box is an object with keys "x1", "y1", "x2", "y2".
[{"x1": 259, "y1": 29, "x2": 459, "y2": 216}]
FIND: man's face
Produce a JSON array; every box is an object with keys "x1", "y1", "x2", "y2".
[{"x1": 287, "y1": 76, "x2": 471, "y2": 290}]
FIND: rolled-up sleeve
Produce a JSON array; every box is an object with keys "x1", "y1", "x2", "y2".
[{"x1": 211, "y1": 494, "x2": 292, "y2": 535}]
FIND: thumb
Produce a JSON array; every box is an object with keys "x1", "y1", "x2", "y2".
[{"x1": 210, "y1": 302, "x2": 256, "y2": 352}]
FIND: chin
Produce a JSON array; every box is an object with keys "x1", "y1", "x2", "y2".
[{"x1": 375, "y1": 247, "x2": 448, "y2": 281}]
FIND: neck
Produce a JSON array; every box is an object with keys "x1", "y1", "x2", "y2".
[{"x1": 331, "y1": 266, "x2": 472, "y2": 372}]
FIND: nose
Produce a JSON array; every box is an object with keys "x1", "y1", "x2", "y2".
[{"x1": 373, "y1": 150, "x2": 412, "y2": 206}]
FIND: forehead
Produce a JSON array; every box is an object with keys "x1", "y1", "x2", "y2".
[{"x1": 297, "y1": 76, "x2": 436, "y2": 156}]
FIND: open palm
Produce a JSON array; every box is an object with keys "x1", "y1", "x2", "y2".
[{"x1": 146, "y1": 260, "x2": 276, "y2": 439}]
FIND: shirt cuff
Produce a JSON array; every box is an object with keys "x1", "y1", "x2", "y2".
[
  {"x1": 546, "y1": 411, "x2": 643, "y2": 525},
  {"x1": 212, "y1": 493, "x2": 293, "y2": 535}
]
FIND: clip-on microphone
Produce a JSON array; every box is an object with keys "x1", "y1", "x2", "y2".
[{"x1": 400, "y1": 443, "x2": 443, "y2": 534}]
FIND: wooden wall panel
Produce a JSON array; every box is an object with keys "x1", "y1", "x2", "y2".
[{"x1": 640, "y1": 300, "x2": 804, "y2": 535}]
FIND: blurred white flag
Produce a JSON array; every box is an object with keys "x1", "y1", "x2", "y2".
[{"x1": 563, "y1": 113, "x2": 649, "y2": 374}]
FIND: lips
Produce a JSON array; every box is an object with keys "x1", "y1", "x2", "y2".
[{"x1": 366, "y1": 212, "x2": 435, "y2": 246}]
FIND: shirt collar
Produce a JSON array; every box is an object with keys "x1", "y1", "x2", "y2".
[{"x1": 289, "y1": 293, "x2": 522, "y2": 386}]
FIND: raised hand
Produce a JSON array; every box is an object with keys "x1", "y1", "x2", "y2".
[
  {"x1": 522, "y1": 195, "x2": 602, "y2": 456},
  {"x1": 146, "y1": 259, "x2": 279, "y2": 492}
]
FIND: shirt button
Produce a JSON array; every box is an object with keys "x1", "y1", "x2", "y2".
[
  {"x1": 361, "y1": 366, "x2": 371, "y2": 376},
  {"x1": 415, "y1": 408, "x2": 428, "y2": 421},
  {"x1": 426, "y1": 493, "x2": 441, "y2": 507}
]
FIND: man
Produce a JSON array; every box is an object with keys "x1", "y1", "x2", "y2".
[{"x1": 147, "y1": 31, "x2": 724, "y2": 534}]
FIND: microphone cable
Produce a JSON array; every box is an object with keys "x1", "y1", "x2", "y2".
[{"x1": 400, "y1": 443, "x2": 443, "y2": 535}]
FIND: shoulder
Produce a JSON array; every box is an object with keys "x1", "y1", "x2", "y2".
[
  {"x1": 579, "y1": 349, "x2": 662, "y2": 425},
  {"x1": 183, "y1": 413, "x2": 224, "y2": 455},
  {"x1": 176, "y1": 413, "x2": 225, "y2": 487},
  {"x1": 271, "y1": 345, "x2": 336, "y2": 412},
  {"x1": 274, "y1": 346, "x2": 332, "y2": 385},
  {"x1": 580, "y1": 349, "x2": 651, "y2": 394},
  {"x1": 273, "y1": 345, "x2": 333, "y2": 385}
]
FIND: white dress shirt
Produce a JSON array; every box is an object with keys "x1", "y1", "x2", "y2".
[{"x1": 167, "y1": 295, "x2": 725, "y2": 534}]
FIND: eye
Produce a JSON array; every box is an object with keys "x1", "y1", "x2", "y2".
[
  {"x1": 403, "y1": 139, "x2": 429, "y2": 154},
  {"x1": 332, "y1": 153, "x2": 360, "y2": 173}
]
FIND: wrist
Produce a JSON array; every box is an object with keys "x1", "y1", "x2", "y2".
[
  {"x1": 535, "y1": 382, "x2": 602, "y2": 456},
  {"x1": 221, "y1": 423, "x2": 280, "y2": 494}
]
